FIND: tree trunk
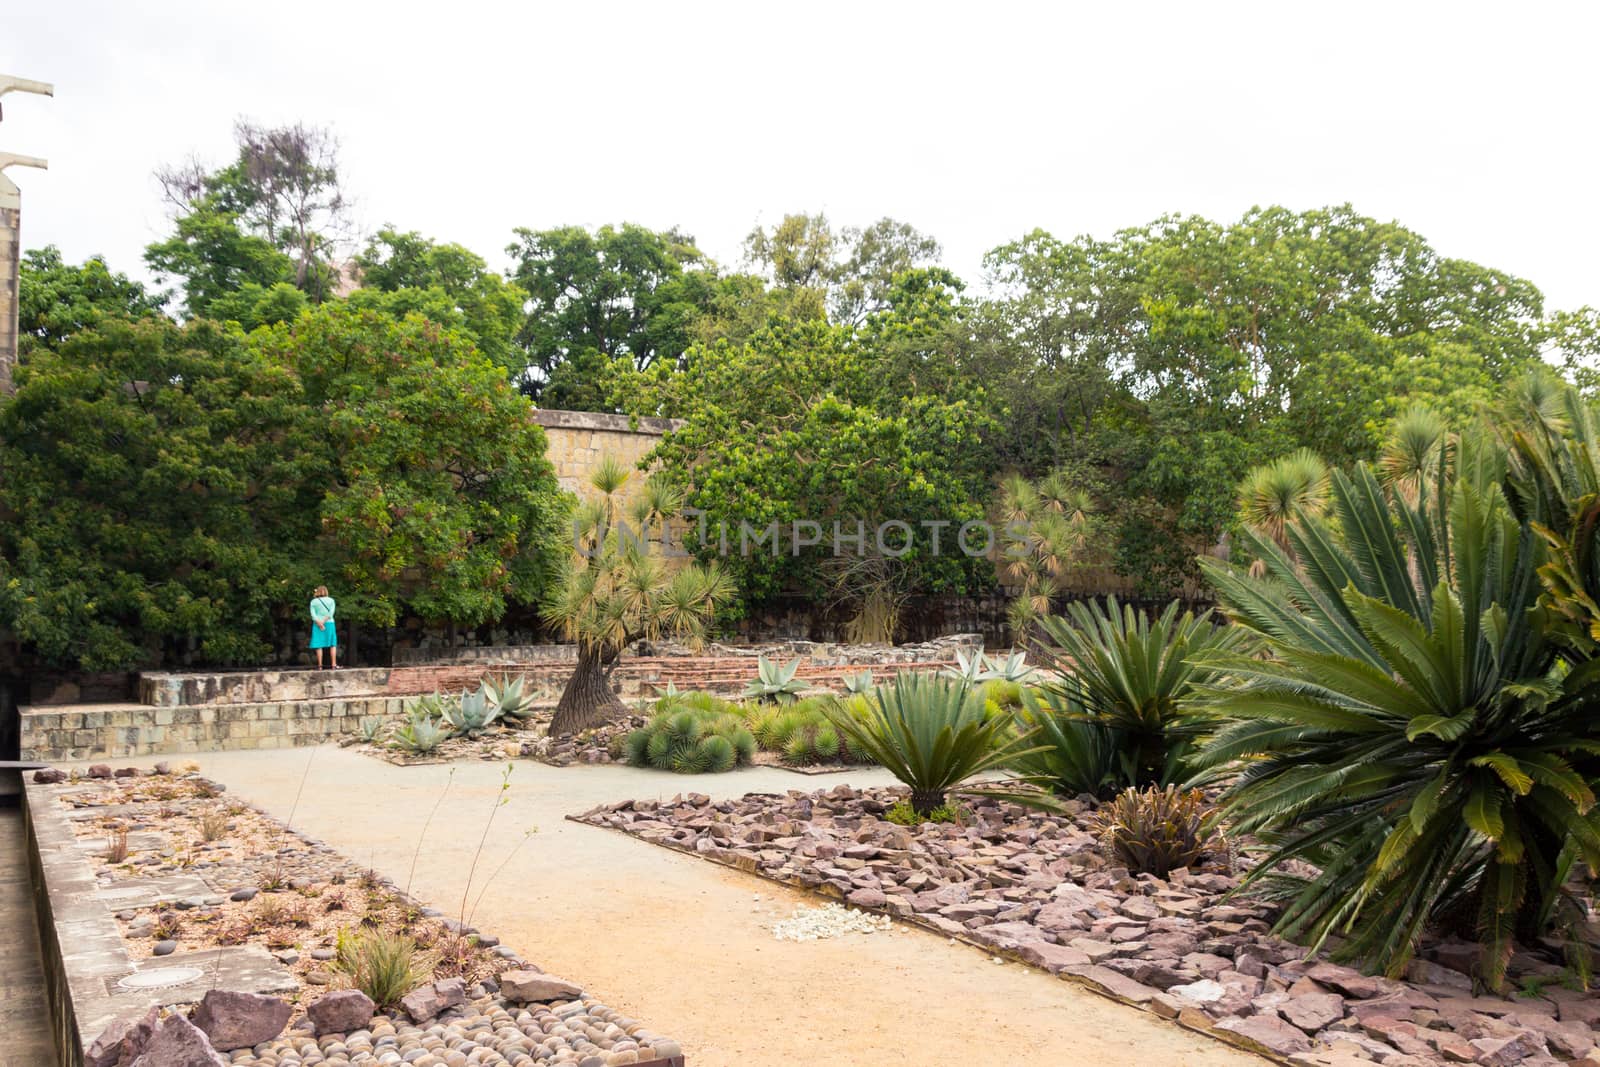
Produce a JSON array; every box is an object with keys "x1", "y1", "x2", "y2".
[
  {"x1": 548, "y1": 642, "x2": 627, "y2": 737},
  {"x1": 910, "y1": 787, "x2": 947, "y2": 816}
]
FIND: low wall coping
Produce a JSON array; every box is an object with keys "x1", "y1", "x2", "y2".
[{"x1": 530, "y1": 409, "x2": 682, "y2": 435}]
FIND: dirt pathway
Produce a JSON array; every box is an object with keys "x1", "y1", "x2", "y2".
[{"x1": 90, "y1": 746, "x2": 1261, "y2": 1067}]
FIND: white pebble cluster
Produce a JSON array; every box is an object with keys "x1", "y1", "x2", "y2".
[{"x1": 771, "y1": 902, "x2": 894, "y2": 942}]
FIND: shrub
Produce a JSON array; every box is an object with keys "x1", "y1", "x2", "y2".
[
  {"x1": 333, "y1": 926, "x2": 437, "y2": 1010},
  {"x1": 197, "y1": 808, "x2": 229, "y2": 843},
  {"x1": 624, "y1": 701, "x2": 756, "y2": 774},
  {"x1": 1196, "y1": 432, "x2": 1600, "y2": 990},
  {"x1": 841, "y1": 669, "x2": 876, "y2": 694},
  {"x1": 822, "y1": 673, "x2": 1047, "y2": 815},
  {"x1": 743, "y1": 655, "x2": 807, "y2": 703},
  {"x1": 1010, "y1": 687, "x2": 1120, "y2": 798},
  {"x1": 357, "y1": 716, "x2": 385, "y2": 743},
  {"x1": 392, "y1": 718, "x2": 447, "y2": 754},
  {"x1": 481, "y1": 674, "x2": 533, "y2": 719},
  {"x1": 105, "y1": 827, "x2": 129, "y2": 863},
  {"x1": 443, "y1": 687, "x2": 502, "y2": 738},
  {"x1": 1093, "y1": 786, "x2": 1218, "y2": 878},
  {"x1": 748, "y1": 696, "x2": 872, "y2": 766},
  {"x1": 885, "y1": 798, "x2": 964, "y2": 825},
  {"x1": 1032, "y1": 597, "x2": 1248, "y2": 787}
]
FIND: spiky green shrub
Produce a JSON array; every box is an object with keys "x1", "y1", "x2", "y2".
[
  {"x1": 1093, "y1": 786, "x2": 1218, "y2": 878},
  {"x1": 1033, "y1": 597, "x2": 1249, "y2": 787},
  {"x1": 822, "y1": 674, "x2": 1048, "y2": 815},
  {"x1": 744, "y1": 655, "x2": 807, "y2": 703},
  {"x1": 747, "y1": 696, "x2": 871, "y2": 766},
  {"x1": 405, "y1": 692, "x2": 453, "y2": 725},
  {"x1": 624, "y1": 703, "x2": 756, "y2": 774},
  {"x1": 982, "y1": 652, "x2": 1036, "y2": 682},
  {"x1": 357, "y1": 716, "x2": 385, "y2": 743},
  {"x1": 1010, "y1": 687, "x2": 1120, "y2": 798},
  {"x1": 444, "y1": 687, "x2": 503, "y2": 738},
  {"x1": 333, "y1": 926, "x2": 437, "y2": 1010},
  {"x1": 392, "y1": 718, "x2": 447, "y2": 754},
  {"x1": 941, "y1": 649, "x2": 987, "y2": 684},
  {"x1": 1195, "y1": 433, "x2": 1600, "y2": 991},
  {"x1": 482, "y1": 674, "x2": 532, "y2": 719},
  {"x1": 841, "y1": 669, "x2": 876, "y2": 694}
]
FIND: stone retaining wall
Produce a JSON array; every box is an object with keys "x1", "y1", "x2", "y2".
[{"x1": 20, "y1": 697, "x2": 407, "y2": 761}]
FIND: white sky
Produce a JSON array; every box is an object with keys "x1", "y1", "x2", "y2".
[{"x1": 5, "y1": 1, "x2": 1598, "y2": 311}]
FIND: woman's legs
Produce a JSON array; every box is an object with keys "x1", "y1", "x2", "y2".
[
  {"x1": 314, "y1": 648, "x2": 325, "y2": 669},
  {"x1": 330, "y1": 644, "x2": 339, "y2": 669}
]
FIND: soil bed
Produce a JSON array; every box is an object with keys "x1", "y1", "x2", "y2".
[{"x1": 575, "y1": 784, "x2": 1600, "y2": 1067}]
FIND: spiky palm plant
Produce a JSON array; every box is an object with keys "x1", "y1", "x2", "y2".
[
  {"x1": 822, "y1": 673, "x2": 1048, "y2": 815},
  {"x1": 1238, "y1": 448, "x2": 1330, "y2": 563},
  {"x1": 1010, "y1": 686, "x2": 1120, "y2": 798},
  {"x1": 996, "y1": 468, "x2": 1096, "y2": 631},
  {"x1": 1378, "y1": 404, "x2": 1450, "y2": 503},
  {"x1": 544, "y1": 462, "x2": 734, "y2": 736},
  {"x1": 1032, "y1": 598, "x2": 1250, "y2": 787},
  {"x1": 1196, "y1": 438, "x2": 1600, "y2": 991}
]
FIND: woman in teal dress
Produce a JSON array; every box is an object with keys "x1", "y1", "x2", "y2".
[{"x1": 309, "y1": 585, "x2": 339, "y2": 669}]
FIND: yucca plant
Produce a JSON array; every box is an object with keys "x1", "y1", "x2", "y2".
[
  {"x1": 444, "y1": 687, "x2": 503, "y2": 738},
  {"x1": 1033, "y1": 598, "x2": 1249, "y2": 787},
  {"x1": 1196, "y1": 435, "x2": 1600, "y2": 991},
  {"x1": 1094, "y1": 786, "x2": 1220, "y2": 878},
  {"x1": 743, "y1": 655, "x2": 807, "y2": 703},
  {"x1": 822, "y1": 673, "x2": 1049, "y2": 816}
]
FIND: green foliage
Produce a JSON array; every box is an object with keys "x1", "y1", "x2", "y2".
[
  {"x1": 746, "y1": 696, "x2": 869, "y2": 766},
  {"x1": 332, "y1": 926, "x2": 437, "y2": 1010},
  {"x1": 481, "y1": 674, "x2": 532, "y2": 720},
  {"x1": 997, "y1": 469, "x2": 1098, "y2": 628},
  {"x1": 624, "y1": 700, "x2": 756, "y2": 774},
  {"x1": 1010, "y1": 687, "x2": 1120, "y2": 798},
  {"x1": 743, "y1": 655, "x2": 807, "y2": 703},
  {"x1": 1196, "y1": 435, "x2": 1600, "y2": 990},
  {"x1": 16, "y1": 246, "x2": 165, "y2": 356},
  {"x1": 392, "y1": 717, "x2": 448, "y2": 755},
  {"x1": 443, "y1": 688, "x2": 503, "y2": 738},
  {"x1": 1032, "y1": 598, "x2": 1250, "y2": 787},
  {"x1": 885, "y1": 798, "x2": 963, "y2": 826},
  {"x1": 357, "y1": 717, "x2": 385, "y2": 743},
  {"x1": 841, "y1": 670, "x2": 876, "y2": 695},
  {"x1": 822, "y1": 673, "x2": 1048, "y2": 815},
  {"x1": 1093, "y1": 786, "x2": 1219, "y2": 878}
]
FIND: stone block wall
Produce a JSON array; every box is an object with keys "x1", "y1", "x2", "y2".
[
  {"x1": 20, "y1": 697, "x2": 407, "y2": 761},
  {"x1": 531, "y1": 409, "x2": 680, "y2": 500}
]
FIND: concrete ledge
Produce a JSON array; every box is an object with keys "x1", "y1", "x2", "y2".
[{"x1": 529, "y1": 409, "x2": 682, "y2": 435}]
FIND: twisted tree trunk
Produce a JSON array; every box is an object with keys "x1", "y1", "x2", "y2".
[{"x1": 548, "y1": 641, "x2": 627, "y2": 737}]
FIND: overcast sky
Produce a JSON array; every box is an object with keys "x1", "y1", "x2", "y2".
[{"x1": 5, "y1": 1, "x2": 1597, "y2": 311}]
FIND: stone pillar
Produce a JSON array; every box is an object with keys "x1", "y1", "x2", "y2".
[{"x1": 0, "y1": 200, "x2": 18, "y2": 396}]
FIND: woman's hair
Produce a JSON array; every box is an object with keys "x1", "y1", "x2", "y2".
[{"x1": 313, "y1": 586, "x2": 328, "y2": 597}]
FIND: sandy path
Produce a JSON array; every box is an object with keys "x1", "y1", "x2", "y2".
[{"x1": 83, "y1": 746, "x2": 1261, "y2": 1067}]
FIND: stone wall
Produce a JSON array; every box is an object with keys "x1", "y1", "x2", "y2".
[
  {"x1": 20, "y1": 697, "x2": 407, "y2": 761},
  {"x1": 531, "y1": 409, "x2": 680, "y2": 499}
]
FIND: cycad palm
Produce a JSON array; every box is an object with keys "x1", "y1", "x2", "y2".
[
  {"x1": 544, "y1": 459, "x2": 732, "y2": 736},
  {"x1": 1196, "y1": 435, "x2": 1600, "y2": 990}
]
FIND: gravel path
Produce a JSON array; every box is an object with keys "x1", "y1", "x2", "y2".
[{"x1": 70, "y1": 746, "x2": 1261, "y2": 1067}]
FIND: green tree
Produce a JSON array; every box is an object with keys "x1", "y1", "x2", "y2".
[
  {"x1": 506, "y1": 223, "x2": 713, "y2": 408},
  {"x1": 16, "y1": 246, "x2": 167, "y2": 356}
]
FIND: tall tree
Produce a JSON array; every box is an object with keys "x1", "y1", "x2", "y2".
[{"x1": 16, "y1": 246, "x2": 166, "y2": 355}]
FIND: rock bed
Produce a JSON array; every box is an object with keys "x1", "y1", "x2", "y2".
[
  {"x1": 42, "y1": 764, "x2": 685, "y2": 1066},
  {"x1": 575, "y1": 785, "x2": 1600, "y2": 1067}
]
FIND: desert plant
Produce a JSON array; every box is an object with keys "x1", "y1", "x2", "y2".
[
  {"x1": 333, "y1": 926, "x2": 438, "y2": 1010},
  {"x1": 746, "y1": 697, "x2": 870, "y2": 766},
  {"x1": 105, "y1": 827, "x2": 129, "y2": 863},
  {"x1": 392, "y1": 717, "x2": 448, "y2": 754},
  {"x1": 481, "y1": 674, "x2": 532, "y2": 719},
  {"x1": 1009, "y1": 687, "x2": 1120, "y2": 798},
  {"x1": 444, "y1": 687, "x2": 503, "y2": 738},
  {"x1": 151, "y1": 909, "x2": 183, "y2": 940},
  {"x1": 841, "y1": 669, "x2": 876, "y2": 695},
  {"x1": 625, "y1": 705, "x2": 756, "y2": 774},
  {"x1": 743, "y1": 655, "x2": 807, "y2": 703},
  {"x1": 406, "y1": 692, "x2": 453, "y2": 725},
  {"x1": 1094, "y1": 786, "x2": 1219, "y2": 877},
  {"x1": 1196, "y1": 435, "x2": 1600, "y2": 991},
  {"x1": 996, "y1": 468, "x2": 1098, "y2": 632},
  {"x1": 981, "y1": 651, "x2": 1036, "y2": 682},
  {"x1": 1032, "y1": 597, "x2": 1249, "y2": 787},
  {"x1": 822, "y1": 673, "x2": 1049, "y2": 816},
  {"x1": 197, "y1": 808, "x2": 229, "y2": 843},
  {"x1": 941, "y1": 649, "x2": 988, "y2": 685},
  {"x1": 357, "y1": 716, "x2": 385, "y2": 743},
  {"x1": 886, "y1": 798, "x2": 963, "y2": 825}
]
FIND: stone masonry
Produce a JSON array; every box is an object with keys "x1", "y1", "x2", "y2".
[{"x1": 530, "y1": 409, "x2": 681, "y2": 499}]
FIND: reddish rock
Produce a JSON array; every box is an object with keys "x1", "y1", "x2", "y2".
[
  {"x1": 400, "y1": 976, "x2": 468, "y2": 1023},
  {"x1": 128, "y1": 1015, "x2": 227, "y2": 1067},
  {"x1": 847, "y1": 887, "x2": 887, "y2": 908},
  {"x1": 1470, "y1": 1031, "x2": 1547, "y2": 1067},
  {"x1": 190, "y1": 990, "x2": 291, "y2": 1051},
  {"x1": 88, "y1": 764, "x2": 113, "y2": 778},
  {"x1": 501, "y1": 969, "x2": 583, "y2": 1003},
  {"x1": 1278, "y1": 991, "x2": 1346, "y2": 1031},
  {"x1": 305, "y1": 989, "x2": 375, "y2": 1036},
  {"x1": 86, "y1": 1007, "x2": 158, "y2": 1067},
  {"x1": 1214, "y1": 1014, "x2": 1312, "y2": 1056},
  {"x1": 32, "y1": 767, "x2": 66, "y2": 784}
]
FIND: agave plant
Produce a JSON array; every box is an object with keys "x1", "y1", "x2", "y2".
[
  {"x1": 980, "y1": 651, "x2": 1036, "y2": 683},
  {"x1": 392, "y1": 717, "x2": 448, "y2": 755},
  {"x1": 822, "y1": 673, "x2": 1049, "y2": 816},
  {"x1": 941, "y1": 649, "x2": 988, "y2": 684},
  {"x1": 405, "y1": 692, "x2": 453, "y2": 725},
  {"x1": 1032, "y1": 598, "x2": 1249, "y2": 787},
  {"x1": 444, "y1": 688, "x2": 503, "y2": 738},
  {"x1": 1195, "y1": 434, "x2": 1600, "y2": 991},
  {"x1": 1093, "y1": 786, "x2": 1220, "y2": 879},
  {"x1": 1009, "y1": 687, "x2": 1119, "y2": 798},
  {"x1": 841, "y1": 669, "x2": 876, "y2": 695},
  {"x1": 481, "y1": 674, "x2": 532, "y2": 719},
  {"x1": 357, "y1": 716, "x2": 385, "y2": 743},
  {"x1": 743, "y1": 655, "x2": 807, "y2": 703}
]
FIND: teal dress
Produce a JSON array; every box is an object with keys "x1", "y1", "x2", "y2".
[{"x1": 309, "y1": 596, "x2": 337, "y2": 649}]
